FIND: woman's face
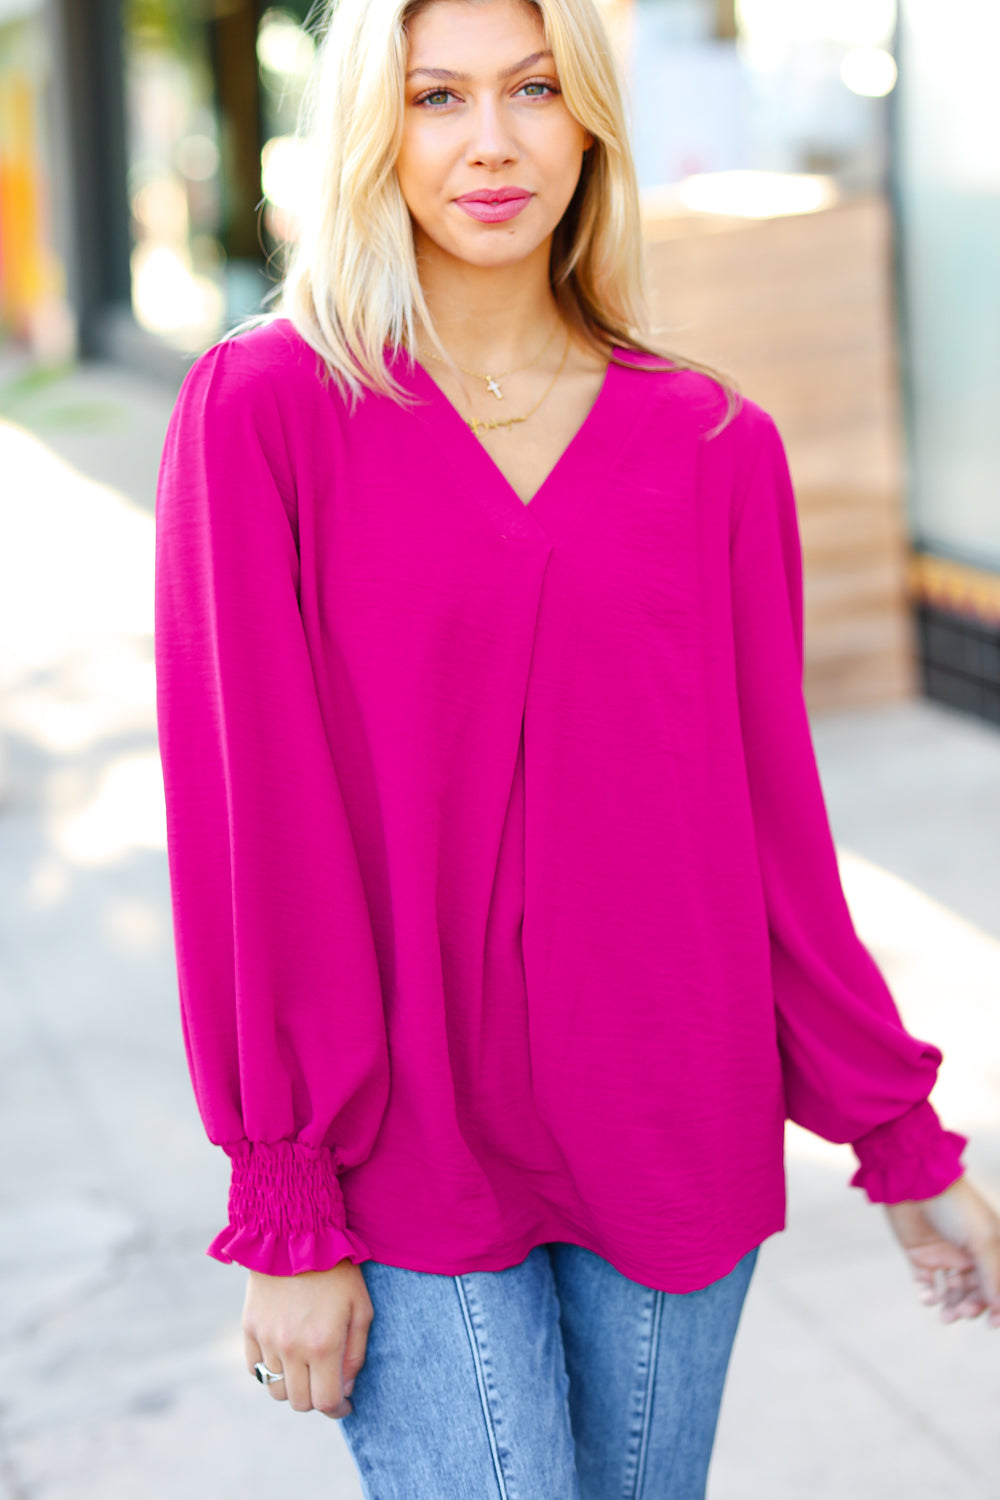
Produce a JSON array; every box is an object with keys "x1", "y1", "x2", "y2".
[{"x1": 396, "y1": 0, "x2": 594, "y2": 270}]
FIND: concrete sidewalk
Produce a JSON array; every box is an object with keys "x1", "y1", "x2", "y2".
[{"x1": 1, "y1": 350, "x2": 998, "y2": 1500}]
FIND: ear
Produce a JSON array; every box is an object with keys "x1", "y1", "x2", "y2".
[{"x1": 583, "y1": 131, "x2": 595, "y2": 152}]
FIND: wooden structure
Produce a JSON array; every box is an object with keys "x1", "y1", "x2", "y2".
[{"x1": 641, "y1": 194, "x2": 918, "y2": 715}]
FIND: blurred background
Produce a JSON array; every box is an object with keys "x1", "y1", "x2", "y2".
[
  {"x1": 1, "y1": 1, "x2": 999, "y2": 1497},
  {"x1": 4, "y1": 0, "x2": 1000, "y2": 713}
]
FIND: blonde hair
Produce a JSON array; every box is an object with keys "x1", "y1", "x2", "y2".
[{"x1": 239, "y1": 0, "x2": 739, "y2": 423}]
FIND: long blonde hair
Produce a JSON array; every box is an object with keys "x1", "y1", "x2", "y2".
[{"x1": 240, "y1": 0, "x2": 738, "y2": 421}]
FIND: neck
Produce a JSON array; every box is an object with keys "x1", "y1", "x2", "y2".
[{"x1": 414, "y1": 228, "x2": 563, "y2": 370}]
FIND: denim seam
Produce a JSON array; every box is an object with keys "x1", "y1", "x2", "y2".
[
  {"x1": 632, "y1": 1288, "x2": 664, "y2": 1499},
  {"x1": 454, "y1": 1274, "x2": 510, "y2": 1500}
]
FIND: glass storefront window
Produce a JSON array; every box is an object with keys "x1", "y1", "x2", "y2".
[
  {"x1": 0, "y1": 6, "x2": 74, "y2": 356},
  {"x1": 121, "y1": 0, "x2": 318, "y2": 350},
  {"x1": 257, "y1": 4, "x2": 316, "y2": 258},
  {"x1": 628, "y1": 0, "x2": 898, "y2": 215},
  {"x1": 895, "y1": 0, "x2": 1000, "y2": 571},
  {"x1": 123, "y1": 0, "x2": 227, "y2": 351}
]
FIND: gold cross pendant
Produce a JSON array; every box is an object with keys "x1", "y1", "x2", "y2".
[{"x1": 485, "y1": 376, "x2": 503, "y2": 400}]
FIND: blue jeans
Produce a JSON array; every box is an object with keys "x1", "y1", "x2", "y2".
[{"x1": 340, "y1": 1241, "x2": 758, "y2": 1499}]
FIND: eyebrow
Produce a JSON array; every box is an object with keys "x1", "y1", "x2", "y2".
[{"x1": 405, "y1": 49, "x2": 555, "y2": 83}]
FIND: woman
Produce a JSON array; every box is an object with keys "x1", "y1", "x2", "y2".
[{"x1": 153, "y1": 0, "x2": 1000, "y2": 1493}]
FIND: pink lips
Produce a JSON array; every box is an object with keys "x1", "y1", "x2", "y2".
[{"x1": 454, "y1": 187, "x2": 533, "y2": 224}]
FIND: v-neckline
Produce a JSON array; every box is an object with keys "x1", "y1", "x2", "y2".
[{"x1": 394, "y1": 345, "x2": 626, "y2": 527}]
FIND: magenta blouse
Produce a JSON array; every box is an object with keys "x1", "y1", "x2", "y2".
[{"x1": 153, "y1": 316, "x2": 966, "y2": 1293}]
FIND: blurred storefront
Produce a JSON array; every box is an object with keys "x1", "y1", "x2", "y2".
[
  {"x1": 3, "y1": 0, "x2": 998, "y2": 723},
  {"x1": 893, "y1": 0, "x2": 1000, "y2": 725},
  {"x1": 0, "y1": 0, "x2": 71, "y2": 354},
  {"x1": 622, "y1": 0, "x2": 1000, "y2": 725},
  {"x1": 630, "y1": 0, "x2": 914, "y2": 714},
  {"x1": 46, "y1": 0, "x2": 315, "y2": 375},
  {"x1": 119, "y1": 0, "x2": 314, "y2": 358}
]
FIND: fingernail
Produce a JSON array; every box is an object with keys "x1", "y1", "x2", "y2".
[{"x1": 344, "y1": 1379, "x2": 355, "y2": 1396}]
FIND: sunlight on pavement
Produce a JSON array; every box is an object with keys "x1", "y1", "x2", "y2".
[
  {"x1": 786, "y1": 847, "x2": 1000, "y2": 1166},
  {"x1": 6, "y1": 639, "x2": 156, "y2": 754},
  {"x1": 838, "y1": 847, "x2": 1000, "y2": 1129},
  {"x1": 1, "y1": 416, "x2": 163, "y2": 865},
  {"x1": 101, "y1": 896, "x2": 167, "y2": 951},
  {"x1": 0, "y1": 420, "x2": 154, "y2": 691},
  {"x1": 50, "y1": 749, "x2": 166, "y2": 866}
]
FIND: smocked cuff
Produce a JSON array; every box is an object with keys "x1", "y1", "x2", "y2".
[
  {"x1": 849, "y1": 1099, "x2": 968, "y2": 1204},
  {"x1": 206, "y1": 1139, "x2": 373, "y2": 1276}
]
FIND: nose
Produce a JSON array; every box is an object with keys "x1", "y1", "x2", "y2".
[{"x1": 465, "y1": 98, "x2": 519, "y2": 170}]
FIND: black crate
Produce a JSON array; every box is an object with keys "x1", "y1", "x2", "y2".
[{"x1": 915, "y1": 603, "x2": 1000, "y2": 727}]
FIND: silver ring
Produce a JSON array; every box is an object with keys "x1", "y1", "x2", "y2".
[{"x1": 254, "y1": 1360, "x2": 285, "y2": 1385}]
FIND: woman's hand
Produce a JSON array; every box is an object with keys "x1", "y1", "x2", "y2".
[
  {"x1": 242, "y1": 1258, "x2": 374, "y2": 1417},
  {"x1": 883, "y1": 1175, "x2": 1000, "y2": 1328}
]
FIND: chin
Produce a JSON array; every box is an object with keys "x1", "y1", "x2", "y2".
[
  {"x1": 458, "y1": 241, "x2": 539, "y2": 269},
  {"x1": 442, "y1": 222, "x2": 555, "y2": 270}
]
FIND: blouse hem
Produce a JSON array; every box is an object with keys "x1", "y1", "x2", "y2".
[{"x1": 333, "y1": 1209, "x2": 788, "y2": 1296}]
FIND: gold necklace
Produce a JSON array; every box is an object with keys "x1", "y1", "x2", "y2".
[
  {"x1": 424, "y1": 320, "x2": 561, "y2": 401},
  {"x1": 466, "y1": 328, "x2": 571, "y2": 437}
]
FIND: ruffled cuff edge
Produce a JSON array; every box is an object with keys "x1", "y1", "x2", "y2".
[
  {"x1": 206, "y1": 1220, "x2": 372, "y2": 1276},
  {"x1": 849, "y1": 1098, "x2": 968, "y2": 1204}
]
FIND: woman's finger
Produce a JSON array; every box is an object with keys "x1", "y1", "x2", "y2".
[
  {"x1": 308, "y1": 1294, "x2": 373, "y2": 1418},
  {"x1": 244, "y1": 1332, "x2": 288, "y2": 1401},
  {"x1": 946, "y1": 1294, "x2": 987, "y2": 1322},
  {"x1": 299, "y1": 1315, "x2": 350, "y2": 1418},
  {"x1": 942, "y1": 1265, "x2": 972, "y2": 1305},
  {"x1": 967, "y1": 1226, "x2": 1000, "y2": 1325},
  {"x1": 245, "y1": 1338, "x2": 283, "y2": 1392},
  {"x1": 269, "y1": 1346, "x2": 310, "y2": 1410},
  {"x1": 939, "y1": 1266, "x2": 983, "y2": 1321},
  {"x1": 342, "y1": 1293, "x2": 374, "y2": 1397},
  {"x1": 910, "y1": 1259, "x2": 957, "y2": 1309},
  {"x1": 261, "y1": 1349, "x2": 289, "y2": 1403},
  {"x1": 307, "y1": 1340, "x2": 352, "y2": 1419}
]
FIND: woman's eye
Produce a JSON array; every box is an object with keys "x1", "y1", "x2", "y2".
[
  {"x1": 518, "y1": 80, "x2": 557, "y2": 98},
  {"x1": 416, "y1": 88, "x2": 455, "y2": 107}
]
